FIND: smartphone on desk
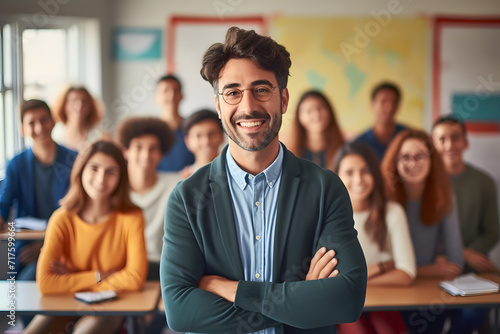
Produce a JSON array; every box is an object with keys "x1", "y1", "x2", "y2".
[{"x1": 74, "y1": 290, "x2": 117, "y2": 304}]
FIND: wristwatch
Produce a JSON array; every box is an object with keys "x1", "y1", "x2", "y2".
[{"x1": 95, "y1": 271, "x2": 101, "y2": 283}]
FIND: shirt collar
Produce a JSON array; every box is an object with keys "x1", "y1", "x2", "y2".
[{"x1": 226, "y1": 143, "x2": 284, "y2": 190}]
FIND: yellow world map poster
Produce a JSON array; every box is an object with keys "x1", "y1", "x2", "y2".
[{"x1": 272, "y1": 16, "x2": 429, "y2": 139}]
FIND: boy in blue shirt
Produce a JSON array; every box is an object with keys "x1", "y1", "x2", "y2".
[
  {"x1": 155, "y1": 75, "x2": 195, "y2": 172},
  {"x1": 355, "y1": 82, "x2": 407, "y2": 161},
  {"x1": 0, "y1": 99, "x2": 77, "y2": 279}
]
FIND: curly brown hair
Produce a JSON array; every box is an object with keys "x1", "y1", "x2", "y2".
[
  {"x1": 381, "y1": 129, "x2": 453, "y2": 225},
  {"x1": 200, "y1": 27, "x2": 291, "y2": 92},
  {"x1": 116, "y1": 117, "x2": 174, "y2": 155}
]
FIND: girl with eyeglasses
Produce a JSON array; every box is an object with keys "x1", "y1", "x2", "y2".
[
  {"x1": 286, "y1": 90, "x2": 344, "y2": 169},
  {"x1": 381, "y1": 129, "x2": 465, "y2": 333},
  {"x1": 334, "y1": 142, "x2": 415, "y2": 334}
]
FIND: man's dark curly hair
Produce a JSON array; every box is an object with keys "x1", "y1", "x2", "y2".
[{"x1": 200, "y1": 27, "x2": 291, "y2": 92}]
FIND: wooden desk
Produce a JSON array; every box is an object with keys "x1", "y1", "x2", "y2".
[
  {"x1": 0, "y1": 230, "x2": 46, "y2": 280},
  {"x1": 364, "y1": 274, "x2": 500, "y2": 311},
  {"x1": 0, "y1": 281, "x2": 160, "y2": 334},
  {"x1": 365, "y1": 274, "x2": 500, "y2": 333},
  {"x1": 0, "y1": 229, "x2": 45, "y2": 241}
]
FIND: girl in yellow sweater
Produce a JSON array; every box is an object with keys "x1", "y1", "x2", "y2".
[{"x1": 24, "y1": 140, "x2": 148, "y2": 334}]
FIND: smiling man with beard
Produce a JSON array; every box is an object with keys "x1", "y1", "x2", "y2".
[{"x1": 160, "y1": 27, "x2": 367, "y2": 334}]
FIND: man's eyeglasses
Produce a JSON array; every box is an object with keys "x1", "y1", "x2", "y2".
[
  {"x1": 217, "y1": 85, "x2": 277, "y2": 105},
  {"x1": 397, "y1": 153, "x2": 430, "y2": 165}
]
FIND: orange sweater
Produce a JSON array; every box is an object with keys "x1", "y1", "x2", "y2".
[{"x1": 37, "y1": 208, "x2": 148, "y2": 295}]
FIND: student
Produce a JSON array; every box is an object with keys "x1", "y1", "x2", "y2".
[
  {"x1": 161, "y1": 26, "x2": 366, "y2": 334},
  {"x1": 334, "y1": 142, "x2": 415, "y2": 334},
  {"x1": 432, "y1": 115, "x2": 499, "y2": 273},
  {"x1": 355, "y1": 82, "x2": 407, "y2": 161},
  {"x1": 0, "y1": 99, "x2": 77, "y2": 280},
  {"x1": 180, "y1": 109, "x2": 225, "y2": 179},
  {"x1": 154, "y1": 74, "x2": 195, "y2": 171},
  {"x1": 51, "y1": 86, "x2": 105, "y2": 151},
  {"x1": 381, "y1": 129, "x2": 464, "y2": 333},
  {"x1": 24, "y1": 141, "x2": 148, "y2": 334},
  {"x1": 287, "y1": 90, "x2": 344, "y2": 169},
  {"x1": 432, "y1": 116, "x2": 497, "y2": 334},
  {"x1": 116, "y1": 116, "x2": 182, "y2": 280}
]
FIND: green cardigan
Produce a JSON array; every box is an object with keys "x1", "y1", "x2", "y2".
[{"x1": 160, "y1": 145, "x2": 367, "y2": 334}]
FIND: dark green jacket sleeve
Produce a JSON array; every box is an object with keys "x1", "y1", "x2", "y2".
[{"x1": 160, "y1": 188, "x2": 280, "y2": 333}]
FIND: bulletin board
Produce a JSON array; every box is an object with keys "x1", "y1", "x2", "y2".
[
  {"x1": 433, "y1": 16, "x2": 500, "y2": 133},
  {"x1": 166, "y1": 16, "x2": 266, "y2": 116}
]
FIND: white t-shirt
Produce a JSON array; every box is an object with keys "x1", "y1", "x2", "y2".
[
  {"x1": 354, "y1": 201, "x2": 417, "y2": 279},
  {"x1": 130, "y1": 172, "x2": 182, "y2": 263}
]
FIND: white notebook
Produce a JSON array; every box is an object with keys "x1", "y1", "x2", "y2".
[
  {"x1": 14, "y1": 216, "x2": 47, "y2": 231},
  {"x1": 439, "y1": 273, "x2": 499, "y2": 296}
]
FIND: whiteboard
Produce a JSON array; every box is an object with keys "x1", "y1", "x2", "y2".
[{"x1": 434, "y1": 17, "x2": 500, "y2": 127}]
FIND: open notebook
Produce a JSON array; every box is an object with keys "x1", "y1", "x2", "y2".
[{"x1": 439, "y1": 273, "x2": 499, "y2": 296}]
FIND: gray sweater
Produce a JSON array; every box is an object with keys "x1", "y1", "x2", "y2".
[
  {"x1": 406, "y1": 199, "x2": 464, "y2": 268},
  {"x1": 450, "y1": 164, "x2": 500, "y2": 255}
]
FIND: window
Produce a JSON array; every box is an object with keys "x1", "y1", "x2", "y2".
[{"x1": 23, "y1": 28, "x2": 68, "y2": 100}]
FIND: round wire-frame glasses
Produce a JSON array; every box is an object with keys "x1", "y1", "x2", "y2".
[{"x1": 217, "y1": 86, "x2": 277, "y2": 105}]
